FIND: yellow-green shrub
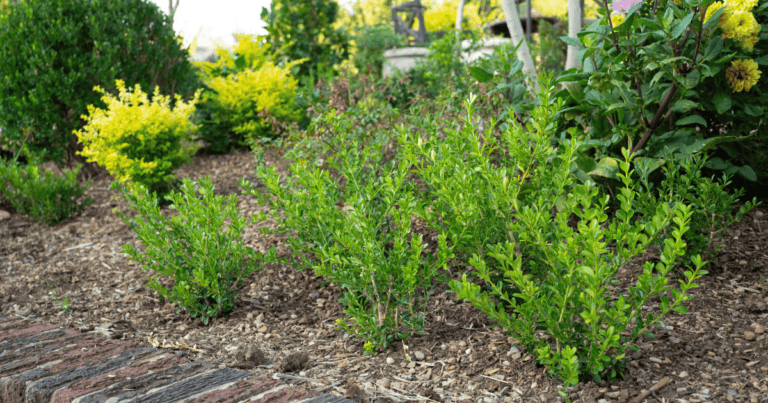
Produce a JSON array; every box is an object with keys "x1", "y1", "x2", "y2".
[
  {"x1": 207, "y1": 60, "x2": 302, "y2": 146},
  {"x1": 75, "y1": 80, "x2": 202, "y2": 196},
  {"x1": 194, "y1": 33, "x2": 273, "y2": 80}
]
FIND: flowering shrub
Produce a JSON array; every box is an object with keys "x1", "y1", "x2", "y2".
[
  {"x1": 559, "y1": 0, "x2": 767, "y2": 184},
  {"x1": 76, "y1": 80, "x2": 201, "y2": 197}
]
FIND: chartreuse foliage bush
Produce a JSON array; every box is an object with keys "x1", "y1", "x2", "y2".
[
  {"x1": 0, "y1": 145, "x2": 93, "y2": 225},
  {"x1": 207, "y1": 59, "x2": 303, "y2": 148},
  {"x1": 242, "y1": 123, "x2": 454, "y2": 353},
  {"x1": 194, "y1": 34, "x2": 274, "y2": 81},
  {"x1": 191, "y1": 34, "x2": 304, "y2": 153},
  {"x1": 0, "y1": 0, "x2": 201, "y2": 167},
  {"x1": 116, "y1": 176, "x2": 277, "y2": 325},
  {"x1": 557, "y1": 0, "x2": 767, "y2": 184},
  {"x1": 76, "y1": 80, "x2": 201, "y2": 197},
  {"x1": 400, "y1": 76, "x2": 707, "y2": 389}
]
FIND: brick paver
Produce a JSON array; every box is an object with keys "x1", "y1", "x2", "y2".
[{"x1": 0, "y1": 313, "x2": 354, "y2": 403}]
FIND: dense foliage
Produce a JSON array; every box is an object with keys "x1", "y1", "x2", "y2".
[
  {"x1": 0, "y1": 0, "x2": 201, "y2": 168},
  {"x1": 259, "y1": 0, "x2": 350, "y2": 84},
  {"x1": 0, "y1": 149, "x2": 93, "y2": 226},
  {"x1": 76, "y1": 80, "x2": 201, "y2": 198},
  {"x1": 116, "y1": 176, "x2": 277, "y2": 325}
]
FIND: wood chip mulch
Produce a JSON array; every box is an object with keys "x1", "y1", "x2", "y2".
[{"x1": 2, "y1": 148, "x2": 768, "y2": 403}]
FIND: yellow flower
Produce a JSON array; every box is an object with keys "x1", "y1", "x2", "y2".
[
  {"x1": 610, "y1": 13, "x2": 626, "y2": 28},
  {"x1": 726, "y1": 59, "x2": 761, "y2": 92},
  {"x1": 725, "y1": 0, "x2": 758, "y2": 12},
  {"x1": 705, "y1": 2, "x2": 730, "y2": 29},
  {"x1": 739, "y1": 30, "x2": 760, "y2": 52},
  {"x1": 722, "y1": 10, "x2": 760, "y2": 40}
]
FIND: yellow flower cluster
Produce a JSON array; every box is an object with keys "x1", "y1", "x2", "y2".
[
  {"x1": 706, "y1": 0, "x2": 761, "y2": 52},
  {"x1": 726, "y1": 58, "x2": 761, "y2": 92}
]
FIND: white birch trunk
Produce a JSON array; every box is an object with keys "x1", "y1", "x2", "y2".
[
  {"x1": 168, "y1": 0, "x2": 180, "y2": 21},
  {"x1": 455, "y1": 0, "x2": 466, "y2": 32},
  {"x1": 565, "y1": 0, "x2": 582, "y2": 70},
  {"x1": 498, "y1": 0, "x2": 539, "y2": 93},
  {"x1": 455, "y1": 0, "x2": 466, "y2": 59}
]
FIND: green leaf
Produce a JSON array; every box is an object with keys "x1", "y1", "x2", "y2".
[
  {"x1": 743, "y1": 104, "x2": 764, "y2": 117},
  {"x1": 634, "y1": 157, "x2": 664, "y2": 179},
  {"x1": 638, "y1": 18, "x2": 662, "y2": 30},
  {"x1": 670, "y1": 99, "x2": 699, "y2": 113},
  {"x1": 703, "y1": 36, "x2": 723, "y2": 61},
  {"x1": 589, "y1": 157, "x2": 621, "y2": 179},
  {"x1": 670, "y1": 13, "x2": 695, "y2": 40},
  {"x1": 560, "y1": 35, "x2": 582, "y2": 47},
  {"x1": 739, "y1": 165, "x2": 758, "y2": 182},
  {"x1": 675, "y1": 115, "x2": 707, "y2": 127},
  {"x1": 650, "y1": 70, "x2": 667, "y2": 87},
  {"x1": 556, "y1": 72, "x2": 592, "y2": 83},
  {"x1": 682, "y1": 70, "x2": 700, "y2": 89},
  {"x1": 713, "y1": 93, "x2": 732, "y2": 114},
  {"x1": 470, "y1": 66, "x2": 494, "y2": 83},
  {"x1": 704, "y1": 157, "x2": 729, "y2": 170},
  {"x1": 755, "y1": 55, "x2": 768, "y2": 65}
]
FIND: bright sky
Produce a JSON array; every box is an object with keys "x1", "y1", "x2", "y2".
[
  {"x1": 148, "y1": 0, "x2": 570, "y2": 50},
  {"x1": 147, "y1": 0, "x2": 357, "y2": 49}
]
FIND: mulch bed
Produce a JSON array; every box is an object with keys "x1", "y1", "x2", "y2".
[{"x1": 1, "y1": 147, "x2": 768, "y2": 403}]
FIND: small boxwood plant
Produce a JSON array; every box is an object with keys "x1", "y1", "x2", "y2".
[
  {"x1": 0, "y1": 145, "x2": 93, "y2": 225},
  {"x1": 115, "y1": 176, "x2": 277, "y2": 325},
  {"x1": 242, "y1": 131, "x2": 454, "y2": 353},
  {"x1": 402, "y1": 76, "x2": 707, "y2": 391}
]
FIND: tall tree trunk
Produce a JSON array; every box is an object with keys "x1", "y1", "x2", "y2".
[
  {"x1": 565, "y1": 0, "x2": 582, "y2": 70},
  {"x1": 168, "y1": 0, "x2": 180, "y2": 22},
  {"x1": 498, "y1": 0, "x2": 538, "y2": 93},
  {"x1": 455, "y1": 0, "x2": 466, "y2": 64},
  {"x1": 455, "y1": 0, "x2": 466, "y2": 32}
]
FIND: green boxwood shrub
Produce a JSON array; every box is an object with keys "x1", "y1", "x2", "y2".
[
  {"x1": 0, "y1": 147, "x2": 93, "y2": 226},
  {"x1": 0, "y1": 0, "x2": 201, "y2": 168}
]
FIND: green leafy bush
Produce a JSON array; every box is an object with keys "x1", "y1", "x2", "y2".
[
  {"x1": 403, "y1": 77, "x2": 706, "y2": 389},
  {"x1": 244, "y1": 125, "x2": 453, "y2": 353},
  {"x1": 259, "y1": 0, "x2": 350, "y2": 84},
  {"x1": 0, "y1": 147, "x2": 93, "y2": 225},
  {"x1": 635, "y1": 151, "x2": 760, "y2": 265},
  {"x1": 559, "y1": 0, "x2": 766, "y2": 185},
  {"x1": 352, "y1": 23, "x2": 408, "y2": 77},
  {"x1": 0, "y1": 0, "x2": 201, "y2": 167},
  {"x1": 529, "y1": 18, "x2": 567, "y2": 78},
  {"x1": 76, "y1": 80, "x2": 201, "y2": 198},
  {"x1": 116, "y1": 176, "x2": 276, "y2": 325}
]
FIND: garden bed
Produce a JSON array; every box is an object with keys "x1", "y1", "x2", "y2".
[{"x1": 1, "y1": 148, "x2": 768, "y2": 403}]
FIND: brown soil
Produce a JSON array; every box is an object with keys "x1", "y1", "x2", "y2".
[{"x1": 2, "y1": 148, "x2": 768, "y2": 403}]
